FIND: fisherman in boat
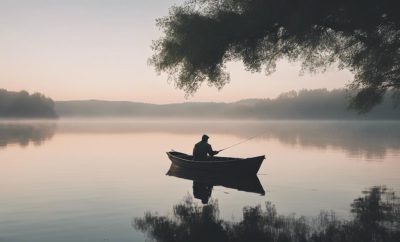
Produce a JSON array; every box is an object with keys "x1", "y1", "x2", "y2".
[{"x1": 193, "y1": 134, "x2": 219, "y2": 161}]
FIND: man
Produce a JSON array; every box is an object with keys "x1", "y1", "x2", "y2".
[{"x1": 192, "y1": 134, "x2": 219, "y2": 161}]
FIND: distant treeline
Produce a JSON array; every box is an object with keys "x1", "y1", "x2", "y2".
[
  {"x1": 0, "y1": 89, "x2": 57, "y2": 118},
  {"x1": 56, "y1": 89, "x2": 399, "y2": 120}
]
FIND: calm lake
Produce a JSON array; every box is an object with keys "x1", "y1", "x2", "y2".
[{"x1": 0, "y1": 120, "x2": 399, "y2": 241}]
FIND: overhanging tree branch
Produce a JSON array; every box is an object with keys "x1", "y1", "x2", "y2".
[{"x1": 151, "y1": 0, "x2": 400, "y2": 112}]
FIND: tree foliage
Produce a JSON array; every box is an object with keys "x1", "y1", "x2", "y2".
[
  {"x1": 151, "y1": 0, "x2": 400, "y2": 112},
  {"x1": 0, "y1": 89, "x2": 58, "y2": 118}
]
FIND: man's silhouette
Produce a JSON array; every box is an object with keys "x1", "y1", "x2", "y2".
[{"x1": 192, "y1": 134, "x2": 219, "y2": 161}]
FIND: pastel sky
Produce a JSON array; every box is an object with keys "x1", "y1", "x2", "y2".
[{"x1": 0, "y1": 0, "x2": 353, "y2": 103}]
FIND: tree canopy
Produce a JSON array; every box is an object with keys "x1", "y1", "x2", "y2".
[
  {"x1": 151, "y1": 0, "x2": 400, "y2": 112},
  {"x1": 0, "y1": 89, "x2": 58, "y2": 118}
]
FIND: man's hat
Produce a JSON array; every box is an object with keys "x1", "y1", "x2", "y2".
[{"x1": 202, "y1": 134, "x2": 209, "y2": 141}]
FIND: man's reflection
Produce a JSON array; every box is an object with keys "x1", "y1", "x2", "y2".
[
  {"x1": 193, "y1": 181, "x2": 213, "y2": 204},
  {"x1": 167, "y1": 165, "x2": 265, "y2": 204}
]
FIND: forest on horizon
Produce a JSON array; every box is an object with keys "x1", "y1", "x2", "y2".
[
  {"x1": 55, "y1": 89, "x2": 400, "y2": 120},
  {"x1": 0, "y1": 89, "x2": 57, "y2": 118},
  {"x1": 1, "y1": 88, "x2": 399, "y2": 120}
]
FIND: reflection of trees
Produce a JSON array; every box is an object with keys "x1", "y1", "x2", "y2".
[
  {"x1": 252, "y1": 122, "x2": 400, "y2": 160},
  {"x1": 0, "y1": 123, "x2": 56, "y2": 148},
  {"x1": 58, "y1": 121, "x2": 400, "y2": 159},
  {"x1": 134, "y1": 186, "x2": 400, "y2": 242}
]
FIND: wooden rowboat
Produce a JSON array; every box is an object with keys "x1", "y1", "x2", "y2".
[{"x1": 166, "y1": 151, "x2": 265, "y2": 175}]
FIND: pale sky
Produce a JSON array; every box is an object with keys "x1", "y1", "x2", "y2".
[{"x1": 0, "y1": 0, "x2": 353, "y2": 103}]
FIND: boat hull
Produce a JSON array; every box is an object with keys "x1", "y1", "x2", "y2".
[{"x1": 166, "y1": 151, "x2": 265, "y2": 175}]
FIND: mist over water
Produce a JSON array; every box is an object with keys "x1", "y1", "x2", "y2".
[
  {"x1": 54, "y1": 119, "x2": 400, "y2": 159},
  {"x1": 0, "y1": 119, "x2": 399, "y2": 241}
]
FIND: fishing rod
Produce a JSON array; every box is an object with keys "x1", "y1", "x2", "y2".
[{"x1": 218, "y1": 129, "x2": 269, "y2": 152}]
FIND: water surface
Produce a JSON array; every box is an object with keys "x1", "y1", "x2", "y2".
[{"x1": 0, "y1": 120, "x2": 399, "y2": 241}]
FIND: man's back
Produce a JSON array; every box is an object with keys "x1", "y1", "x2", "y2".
[{"x1": 193, "y1": 141, "x2": 213, "y2": 161}]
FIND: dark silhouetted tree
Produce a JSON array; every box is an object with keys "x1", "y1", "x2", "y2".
[
  {"x1": 0, "y1": 89, "x2": 58, "y2": 118},
  {"x1": 151, "y1": 0, "x2": 400, "y2": 112}
]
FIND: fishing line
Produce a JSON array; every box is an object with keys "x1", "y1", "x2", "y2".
[{"x1": 218, "y1": 129, "x2": 270, "y2": 152}]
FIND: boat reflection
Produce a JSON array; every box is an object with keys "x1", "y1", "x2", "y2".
[{"x1": 166, "y1": 164, "x2": 265, "y2": 204}]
